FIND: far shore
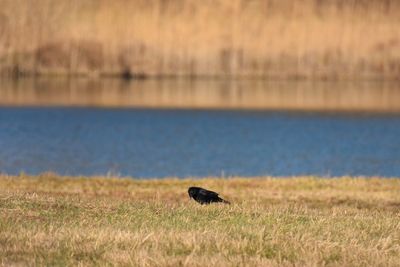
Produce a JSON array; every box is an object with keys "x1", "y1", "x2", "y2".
[
  {"x1": 2, "y1": 77, "x2": 400, "y2": 113},
  {"x1": 2, "y1": 0, "x2": 400, "y2": 80}
]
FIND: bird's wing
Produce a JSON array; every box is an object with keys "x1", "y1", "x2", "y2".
[{"x1": 198, "y1": 188, "x2": 219, "y2": 197}]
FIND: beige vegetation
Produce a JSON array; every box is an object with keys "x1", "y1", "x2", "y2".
[
  {"x1": 1, "y1": 0, "x2": 400, "y2": 79},
  {"x1": 1, "y1": 174, "x2": 399, "y2": 266}
]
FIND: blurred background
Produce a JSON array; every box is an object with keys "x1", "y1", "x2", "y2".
[
  {"x1": 0, "y1": 0, "x2": 400, "y2": 178},
  {"x1": 1, "y1": 0, "x2": 400, "y2": 79}
]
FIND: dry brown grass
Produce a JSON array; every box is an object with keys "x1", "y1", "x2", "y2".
[
  {"x1": 1, "y1": 174, "x2": 400, "y2": 266},
  {"x1": 1, "y1": 0, "x2": 400, "y2": 79}
]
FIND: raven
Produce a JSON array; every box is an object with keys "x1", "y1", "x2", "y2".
[{"x1": 188, "y1": 187, "x2": 230, "y2": 205}]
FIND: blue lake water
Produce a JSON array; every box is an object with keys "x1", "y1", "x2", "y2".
[{"x1": 1, "y1": 107, "x2": 399, "y2": 178}]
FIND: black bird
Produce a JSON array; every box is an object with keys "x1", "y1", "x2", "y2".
[{"x1": 188, "y1": 187, "x2": 230, "y2": 205}]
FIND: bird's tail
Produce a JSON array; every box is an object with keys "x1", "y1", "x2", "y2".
[{"x1": 219, "y1": 198, "x2": 231, "y2": 204}]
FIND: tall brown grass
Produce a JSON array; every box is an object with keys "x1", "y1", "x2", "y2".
[{"x1": 1, "y1": 0, "x2": 400, "y2": 79}]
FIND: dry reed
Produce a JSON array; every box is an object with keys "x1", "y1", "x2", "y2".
[{"x1": 0, "y1": 0, "x2": 400, "y2": 79}]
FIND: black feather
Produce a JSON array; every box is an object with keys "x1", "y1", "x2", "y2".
[{"x1": 188, "y1": 187, "x2": 230, "y2": 205}]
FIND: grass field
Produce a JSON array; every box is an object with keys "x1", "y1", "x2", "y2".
[{"x1": 1, "y1": 174, "x2": 399, "y2": 266}]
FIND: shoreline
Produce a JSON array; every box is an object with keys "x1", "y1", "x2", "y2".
[{"x1": 2, "y1": 77, "x2": 400, "y2": 113}]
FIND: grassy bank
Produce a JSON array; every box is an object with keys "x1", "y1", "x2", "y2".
[
  {"x1": 1, "y1": 0, "x2": 400, "y2": 79},
  {"x1": 1, "y1": 174, "x2": 399, "y2": 266}
]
